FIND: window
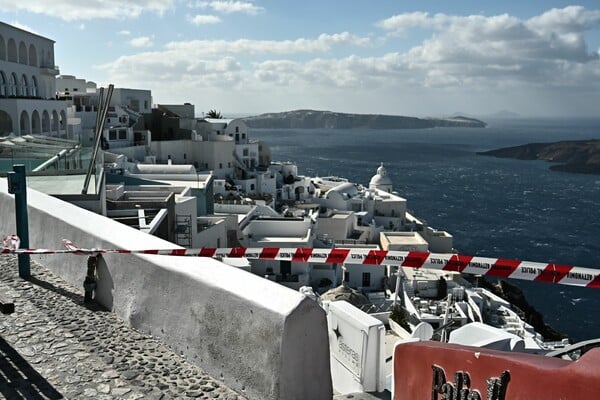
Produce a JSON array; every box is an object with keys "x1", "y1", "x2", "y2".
[
  {"x1": 250, "y1": 184, "x2": 255, "y2": 191},
  {"x1": 344, "y1": 271, "x2": 350, "y2": 282},
  {"x1": 235, "y1": 126, "x2": 239, "y2": 133},
  {"x1": 118, "y1": 129, "x2": 127, "y2": 139},
  {"x1": 219, "y1": 163, "x2": 223, "y2": 169},
  {"x1": 280, "y1": 261, "x2": 291, "y2": 276},
  {"x1": 362, "y1": 272, "x2": 371, "y2": 287},
  {"x1": 183, "y1": 153, "x2": 187, "y2": 159},
  {"x1": 242, "y1": 133, "x2": 246, "y2": 139},
  {"x1": 109, "y1": 130, "x2": 117, "y2": 140},
  {"x1": 243, "y1": 148, "x2": 248, "y2": 156}
]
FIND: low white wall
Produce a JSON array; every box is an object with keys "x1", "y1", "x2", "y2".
[{"x1": 0, "y1": 179, "x2": 332, "y2": 400}]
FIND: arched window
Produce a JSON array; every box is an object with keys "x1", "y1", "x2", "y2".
[
  {"x1": 28, "y1": 44, "x2": 37, "y2": 66},
  {"x1": 20, "y1": 110, "x2": 30, "y2": 135},
  {"x1": 42, "y1": 110, "x2": 50, "y2": 133},
  {"x1": 21, "y1": 74, "x2": 28, "y2": 96},
  {"x1": 0, "y1": 72, "x2": 6, "y2": 97},
  {"x1": 0, "y1": 110, "x2": 13, "y2": 135},
  {"x1": 51, "y1": 111, "x2": 59, "y2": 133},
  {"x1": 0, "y1": 35, "x2": 6, "y2": 60},
  {"x1": 31, "y1": 76, "x2": 38, "y2": 97},
  {"x1": 18, "y1": 41, "x2": 27, "y2": 64},
  {"x1": 31, "y1": 110, "x2": 41, "y2": 134},
  {"x1": 59, "y1": 110, "x2": 66, "y2": 131},
  {"x1": 9, "y1": 73, "x2": 17, "y2": 96},
  {"x1": 7, "y1": 38, "x2": 17, "y2": 62}
]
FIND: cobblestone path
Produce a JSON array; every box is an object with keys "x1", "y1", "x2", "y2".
[{"x1": 0, "y1": 255, "x2": 247, "y2": 400}]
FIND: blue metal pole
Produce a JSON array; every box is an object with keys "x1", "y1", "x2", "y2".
[{"x1": 7, "y1": 164, "x2": 30, "y2": 278}]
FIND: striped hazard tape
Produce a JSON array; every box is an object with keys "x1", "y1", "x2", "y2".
[{"x1": 1, "y1": 236, "x2": 599, "y2": 289}]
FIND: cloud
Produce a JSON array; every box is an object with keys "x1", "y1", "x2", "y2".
[
  {"x1": 98, "y1": 7, "x2": 600, "y2": 116},
  {"x1": 193, "y1": 1, "x2": 264, "y2": 15},
  {"x1": 164, "y1": 32, "x2": 370, "y2": 55},
  {"x1": 189, "y1": 14, "x2": 222, "y2": 25},
  {"x1": 0, "y1": 0, "x2": 175, "y2": 21},
  {"x1": 377, "y1": 6, "x2": 600, "y2": 87},
  {"x1": 129, "y1": 36, "x2": 154, "y2": 48},
  {"x1": 377, "y1": 11, "x2": 444, "y2": 32},
  {"x1": 118, "y1": 30, "x2": 131, "y2": 36}
]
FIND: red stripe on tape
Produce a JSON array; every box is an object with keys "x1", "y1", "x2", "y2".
[
  {"x1": 143, "y1": 250, "x2": 159, "y2": 255},
  {"x1": 170, "y1": 249, "x2": 187, "y2": 256},
  {"x1": 199, "y1": 248, "x2": 216, "y2": 257},
  {"x1": 260, "y1": 248, "x2": 279, "y2": 259},
  {"x1": 326, "y1": 248, "x2": 350, "y2": 264},
  {"x1": 443, "y1": 255, "x2": 473, "y2": 273},
  {"x1": 587, "y1": 274, "x2": 600, "y2": 289},
  {"x1": 229, "y1": 248, "x2": 247, "y2": 258},
  {"x1": 402, "y1": 252, "x2": 429, "y2": 268},
  {"x1": 489, "y1": 259, "x2": 521, "y2": 278},
  {"x1": 293, "y1": 248, "x2": 312, "y2": 262},
  {"x1": 364, "y1": 250, "x2": 388, "y2": 265},
  {"x1": 534, "y1": 264, "x2": 572, "y2": 284}
]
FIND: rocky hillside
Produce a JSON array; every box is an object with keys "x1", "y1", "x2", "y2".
[
  {"x1": 242, "y1": 109, "x2": 486, "y2": 129},
  {"x1": 478, "y1": 139, "x2": 600, "y2": 174}
]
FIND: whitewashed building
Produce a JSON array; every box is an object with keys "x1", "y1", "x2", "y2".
[
  {"x1": 0, "y1": 22, "x2": 67, "y2": 136},
  {"x1": 56, "y1": 75, "x2": 152, "y2": 145}
]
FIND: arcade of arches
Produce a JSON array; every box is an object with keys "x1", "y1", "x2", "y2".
[{"x1": 0, "y1": 32, "x2": 65, "y2": 136}]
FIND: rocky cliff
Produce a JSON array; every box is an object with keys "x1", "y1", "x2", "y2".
[
  {"x1": 242, "y1": 109, "x2": 486, "y2": 129},
  {"x1": 478, "y1": 139, "x2": 600, "y2": 174}
]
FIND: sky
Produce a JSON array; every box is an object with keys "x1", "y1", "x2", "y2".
[{"x1": 1, "y1": 0, "x2": 600, "y2": 117}]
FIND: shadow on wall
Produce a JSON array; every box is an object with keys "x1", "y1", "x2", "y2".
[{"x1": 95, "y1": 255, "x2": 114, "y2": 311}]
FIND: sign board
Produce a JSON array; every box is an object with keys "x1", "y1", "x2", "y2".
[{"x1": 326, "y1": 300, "x2": 385, "y2": 394}]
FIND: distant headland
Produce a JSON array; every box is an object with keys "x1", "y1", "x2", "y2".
[
  {"x1": 478, "y1": 139, "x2": 600, "y2": 174},
  {"x1": 242, "y1": 109, "x2": 487, "y2": 129}
]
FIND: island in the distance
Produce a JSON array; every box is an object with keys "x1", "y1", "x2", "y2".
[
  {"x1": 478, "y1": 139, "x2": 600, "y2": 174},
  {"x1": 242, "y1": 109, "x2": 486, "y2": 129}
]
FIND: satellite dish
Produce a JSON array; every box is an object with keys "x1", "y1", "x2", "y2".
[{"x1": 411, "y1": 322, "x2": 434, "y2": 340}]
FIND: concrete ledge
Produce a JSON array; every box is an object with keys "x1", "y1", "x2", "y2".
[{"x1": 0, "y1": 180, "x2": 332, "y2": 400}]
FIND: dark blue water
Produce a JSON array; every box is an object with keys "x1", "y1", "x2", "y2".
[{"x1": 251, "y1": 118, "x2": 600, "y2": 341}]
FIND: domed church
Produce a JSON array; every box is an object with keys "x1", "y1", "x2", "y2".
[{"x1": 369, "y1": 163, "x2": 393, "y2": 193}]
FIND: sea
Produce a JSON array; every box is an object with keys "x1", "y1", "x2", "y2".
[{"x1": 250, "y1": 118, "x2": 600, "y2": 342}]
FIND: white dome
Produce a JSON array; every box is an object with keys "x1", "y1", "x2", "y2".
[{"x1": 369, "y1": 163, "x2": 392, "y2": 190}]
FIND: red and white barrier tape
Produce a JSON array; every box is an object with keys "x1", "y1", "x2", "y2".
[{"x1": 1, "y1": 238, "x2": 599, "y2": 289}]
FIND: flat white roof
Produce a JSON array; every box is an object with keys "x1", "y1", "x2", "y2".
[
  {"x1": 149, "y1": 179, "x2": 208, "y2": 189},
  {"x1": 382, "y1": 232, "x2": 428, "y2": 246},
  {"x1": 27, "y1": 174, "x2": 98, "y2": 195}
]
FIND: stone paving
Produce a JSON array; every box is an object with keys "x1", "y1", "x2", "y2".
[{"x1": 0, "y1": 255, "x2": 247, "y2": 400}]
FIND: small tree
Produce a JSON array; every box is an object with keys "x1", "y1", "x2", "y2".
[
  {"x1": 206, "y1": 109, "x2": 223, "y2": 118},
  {"x1": 390, "y1": 305, "x2": 411, "y2": 333}
]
